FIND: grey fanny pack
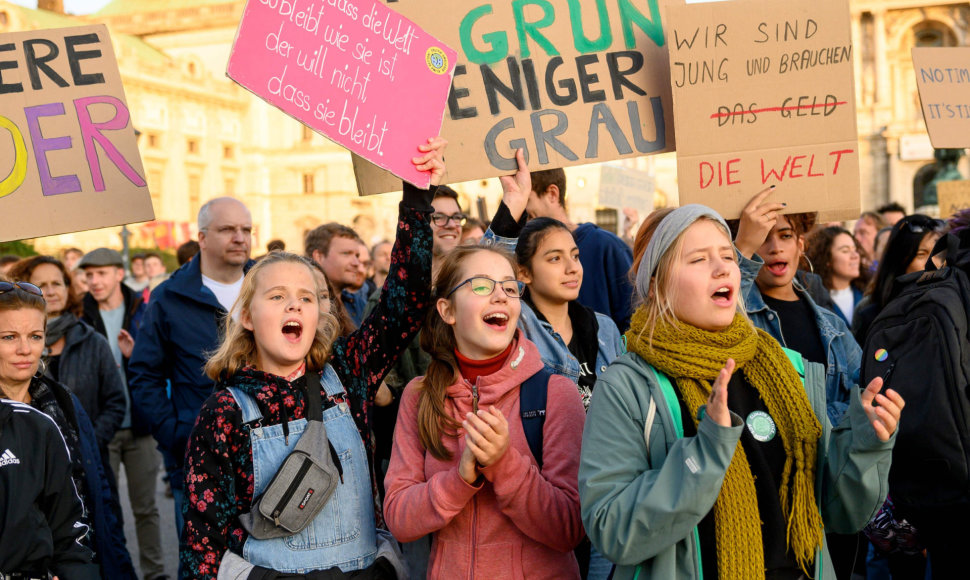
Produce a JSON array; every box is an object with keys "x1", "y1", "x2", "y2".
[{"x1": 239, "y1": 372, "x2": 344, "y2": 540}]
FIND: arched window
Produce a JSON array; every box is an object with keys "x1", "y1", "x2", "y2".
[{"x1": 913, "y1": 22, "x2": 956, "y2": 48}]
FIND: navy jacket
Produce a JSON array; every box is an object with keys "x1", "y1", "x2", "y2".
[
  {"x1": 573, "y1": 222, "x2": 634, "y2": 333},
  {"x1": 128, "y1": 254, "x2": 255, "y2": 480}
]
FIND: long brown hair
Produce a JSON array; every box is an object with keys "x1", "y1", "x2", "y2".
[
  {"x1": 417, "y1": 245, "x2": 515, "y2": 460},
  {"x1": 205, "y1": 252, "x2": 339, "y2": 381}
]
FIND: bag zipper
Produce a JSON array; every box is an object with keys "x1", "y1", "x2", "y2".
[{"x1": 271, "y1": 457, "x2": 312, "y2": 527}]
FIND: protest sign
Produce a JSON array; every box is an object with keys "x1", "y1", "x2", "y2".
[
  {"x1": 227, "y1": 0, "x2": 457, "y2": 188},
  {"x1": 938, "y1": 180, "x2": 970, "y2": 218},
  {"x1": 666, "y1": 0, "x2": 859, "y2": 221},
  {"x1": 0, "y1": 24, "x2": 153, "y2": 242},
  {"x1": 912, "y1": 47, "x2": 970, "y2": 149},
  {"x1": 598, "y1": 164, "x2": 654, "y2": 214},
  {"x1": 352, "y1": 0, "x2": 676, "y2": 196}
]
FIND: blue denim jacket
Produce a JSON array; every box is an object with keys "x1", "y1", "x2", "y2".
[
  {"x1": 483, "y1": 228, "x2": 626, "y2": 410},
  {"x1": 739, "y1": 252, "x2": 860, "y2": 424}
]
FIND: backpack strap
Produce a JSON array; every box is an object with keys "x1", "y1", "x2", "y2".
[{"x1": 520, "y1": 367, "x2": 554, "y2": 470}]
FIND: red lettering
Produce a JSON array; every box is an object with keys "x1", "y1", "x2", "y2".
[
  {"x1": 726, "y1": 158, "x2": 741, "y2": 185},
  {"x1": 788, "y1": 155, "x2": 806, "y2": 178},
  {"x1": 807, "y1": 154, "x2": 824, "y2": 177},
  {"x1": 699, "y1": 161, "x2": 714, "y2": 189},
  {"x1": 761, "y1": 156, "x2": 791, "y2": 184},
  {"x1": 829, "y1": 149, "x2": 853, "y2": 175}
]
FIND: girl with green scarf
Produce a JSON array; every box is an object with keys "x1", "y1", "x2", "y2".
[{"x1": 578, "y1": 205, "x2": 904, "y2": 580}]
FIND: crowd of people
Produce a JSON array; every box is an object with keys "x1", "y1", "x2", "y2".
[{"x1": 4, "y1": 136, "x2": 970, "y2": 580}]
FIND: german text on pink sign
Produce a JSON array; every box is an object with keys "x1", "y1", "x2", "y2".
[{"x1": 227, "y1": 0, "x2": 457, "y2": 189}]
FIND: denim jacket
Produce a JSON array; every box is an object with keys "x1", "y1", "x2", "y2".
[
  {"x1": 483, "y1": 226, "x2": 625, "y2": 408},
  {"x1": 739, "y1": 252, "x2": 861, "y2": 424}
]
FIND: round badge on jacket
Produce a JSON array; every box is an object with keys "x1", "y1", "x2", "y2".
[{"x1": 745, "y1": 410, "x2": 777, "y2": 442}]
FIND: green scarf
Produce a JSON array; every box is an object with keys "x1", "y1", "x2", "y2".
[{"x1": 626, "y1": 309, "x2": 823, "y2": 579}]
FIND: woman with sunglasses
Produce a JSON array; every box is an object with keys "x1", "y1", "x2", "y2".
[
  {"x1": 852, "y1": 215, "x2": 945, "y2": 343},
  {"x1": 384, "y1": 246, "x2": 587, "y2": 579},
  {"x1": 0, "y1": 280, "x2": 104, "y2": 580}
]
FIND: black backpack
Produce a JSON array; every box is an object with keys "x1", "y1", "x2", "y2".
[{"x1": 861, "y1": 234, "x2": 970, "y2": 513}]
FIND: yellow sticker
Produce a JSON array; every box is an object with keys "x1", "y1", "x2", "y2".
[{"x1": 426, "y1": 47, "x2": 448, "y2": 75}]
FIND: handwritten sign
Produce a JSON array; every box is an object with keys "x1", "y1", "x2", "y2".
[
  {"x1": 227, "y1": 0, "x2": 456, "y2": 189},
  {"x1": 912, "y1": 48, "x2": 970, "y2": 149},
  {"x1": 0, "y1": 24, "x2": 153, "y2": 242},
  {"x1": 666, "y1": 0, "x2": 859, "y2": 221},
  {"x1": 938, "y1": 180, "x2": 970, "y2": 219},
  {"x1": 352, "y1": 0, "x2": 676, "y2": 196}
]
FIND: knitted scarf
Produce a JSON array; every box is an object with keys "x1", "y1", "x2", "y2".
[{"x1": 626, "y1": 310, "x2": 823, "y2": 578}]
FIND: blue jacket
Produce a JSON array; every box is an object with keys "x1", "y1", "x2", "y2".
[
  {"x1": 518, "y1": 301, "x2": 623, "y2": 408},
  {"x1": 573, "y1": 223, "x2": 634, "y2": 333},
  {"x1": 739, "y1": 252, "x2": 861, "y2": 424},
  {"x1": 128, "y1": 254, "x2": 255, "y2": 479}
]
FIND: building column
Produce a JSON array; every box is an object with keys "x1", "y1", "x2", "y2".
[
  {"x1": 873, "y1": 9, "x2": 891, "y2": 107},
  {"x1": 851, "y1": 12, "x2": 864, "y2": 106}
]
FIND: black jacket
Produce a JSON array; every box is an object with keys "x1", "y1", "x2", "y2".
[
  {"x1": 46, "y1": 319, "x2": 127, "y2": 447},
  {"x1": 0, "y1": 399, "x2": 99, "y2": 579}
]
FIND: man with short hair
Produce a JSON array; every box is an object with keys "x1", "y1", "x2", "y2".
[
  {"x1": 525, "y1": 164, "x2": 634, "y2": 331},
  {"x1": 305, "y1": 223, "x2": 368, "y2": 326},
  {"x1": 143, "y1": 253, "x2": 167, "y2": 281},
  {"x1": 877, "y1": 202, "x2": 906, "y2": 226},
  {"x1": 129, "y1": 197, "x2": 254, "y2": 536},
  {"x1": 429, "y1": 185, "x2": 464, "y2": 259},
  {"x1": 126, "y1": 253, "x2": 149, "y2": 292},
  {"x1": 78, "y1": 248, "x2": 165, "y2": 580}
]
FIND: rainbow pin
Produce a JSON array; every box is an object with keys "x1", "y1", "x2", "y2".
[{"x1": 874, "y1": 349, "x2": 889, "y2": 362}]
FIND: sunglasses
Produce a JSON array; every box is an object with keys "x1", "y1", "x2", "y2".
[
  {"x1": 0, "y1": 281, "x2": 44, "y2": 297},
  {"x1": 446, "y1": 277, "x2": 526, "y2": 299},
  {"x1": 900, "y1": 218, "x2": 945, "y2": 235}
]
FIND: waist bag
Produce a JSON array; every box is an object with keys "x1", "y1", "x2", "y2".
[{"x1": 240, "y1": 372, "x2": 345, "y2": 539}]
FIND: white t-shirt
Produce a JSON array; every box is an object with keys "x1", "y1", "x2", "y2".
[
  {"x1": 830, "y1": 286, "x2": 855, "y2": 325},
  {"x1": 202, "y1": 274, "x2": 244, "y2": 312}
]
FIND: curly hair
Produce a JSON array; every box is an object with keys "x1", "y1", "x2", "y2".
[
  {"x1": 6, "y1": 255, "x2": 81, "y2": 316},
  {"x1": 804, "y1": 226, "x2": 870, "y2": 292}
]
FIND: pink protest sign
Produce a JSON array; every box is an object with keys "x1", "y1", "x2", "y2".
[{"x1": 227, "y1": 0, "x2": 457, "y2": 189}]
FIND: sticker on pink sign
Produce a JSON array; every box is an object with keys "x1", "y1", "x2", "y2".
[{"x1": 227, "y1": 0, "x2": 458, "y2": 190}]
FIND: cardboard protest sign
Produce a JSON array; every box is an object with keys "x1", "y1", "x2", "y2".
[
  {"x1": 0, "y1": 24, "x2": 153, "y2": 242},
  {"x1": 666, "y1": 0, "x2": 859, "y2": 221},
  {"x1": 227, "y1": 0, "x2": 457, "y2": 188},
  {"x1": 912, "y1": 48, "x2": 970, "y2": 149},
  {"x1": 352, "y1": 0, "x2": 676, "y2": 196},
  {"x1": 598, "y1": 164, "x2": 655, "y2": 214},
  {"x1": 938, "y1": 180, "x2": 970, "y2": 218}
]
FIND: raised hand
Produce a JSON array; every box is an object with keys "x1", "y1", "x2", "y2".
[
  {"x1": 463, "y1": 406, "x2": 510, "y2": 468},
  {"x1": 118, "y1": 329, "x2": 134, "y2": 359},
  {"x1": 734, "y1": 186, "x2": 785, "y2": 258},
  {"x1": 707, "y1": 358, "x2": 736, "y2": 427},
  {"x1": 498, "y1": 148, "x2": 531, "y2": 221},
  {"x1": 412, "y1": 136, "x2": 448, "y2": 186},
  {"x1": 860, "y1": 377, "x2": 905, "y2": 442}
]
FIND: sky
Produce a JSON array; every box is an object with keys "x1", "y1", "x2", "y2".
[{"x1": 6, "y1": 0, "x2": 113, "y2": 15}]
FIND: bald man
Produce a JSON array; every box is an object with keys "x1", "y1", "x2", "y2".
[{"x1": 129, "y1": 197, "x2": 255, "y2": 536}]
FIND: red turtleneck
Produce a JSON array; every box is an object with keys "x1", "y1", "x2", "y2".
[{"x1": 454, "y1": 343, "x2": 514, "y2": 384}]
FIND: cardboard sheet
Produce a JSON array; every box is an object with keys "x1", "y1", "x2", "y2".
[
  {"x1": 0, "y1": 24, "x2": 154, "y2": 242},
  {"x1": 912, "y1": 47, "x2": 970, "y2": 149},
  {"x1": 666, "y1": 0, "x2": 859, "y2": 220},
  {"x1": 351, "y1": 0, "x2": 676, "y2": 195}
]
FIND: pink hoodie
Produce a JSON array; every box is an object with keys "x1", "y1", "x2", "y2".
[{"x1": 384, "y1": 335, "x2": 586, "y2": 579}]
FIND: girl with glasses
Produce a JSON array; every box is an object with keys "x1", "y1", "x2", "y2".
[
  {"x1": 579, "y1": 205, "x2": 903, "y2": 580},
  {"x1": 384, "y1": 245, "x2": 587, "y2": 579}
]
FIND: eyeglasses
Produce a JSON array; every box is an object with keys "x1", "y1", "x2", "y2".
[
  {"x1": 446, "y1": 277, "x2": 526, "y2": 299},
  {"x1": 430, "y1": 213, "x2": 467, "y2": 227},
  {"x1": 900, "y1": 218, "x2": 945, "y2": 235},
  {"x1": 0, "y1": 281, "x2": 44, "y2": 297}
]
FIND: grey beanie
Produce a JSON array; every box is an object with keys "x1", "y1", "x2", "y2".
[{"x1": 634, "y1": 204, "x2": 731, "y2": 301}]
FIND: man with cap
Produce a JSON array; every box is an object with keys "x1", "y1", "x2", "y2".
[
  {"x1": 77, "y1": 248, "x2": 165, "y2": 580},
  {"x1": 78, "y1": 248, "x2": 166, "y2": 580},
  {"x1": 128, "y1": 197, "x2": 254, "y2": 538}
]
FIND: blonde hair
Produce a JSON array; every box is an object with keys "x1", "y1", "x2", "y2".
[
  {"x1": 630, "y1": 213, "x2": 748, "y2": 344},
  {"x1": 205, "y1": 252, "x2": 339, "y2": 381}
]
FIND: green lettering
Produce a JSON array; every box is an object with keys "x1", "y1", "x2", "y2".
[
  {"x1": 619, "y1": 0, "x2": 664, "y2": 48},
  {"x1": 513, "y1": 0, "x2": 559, "y2": 59},
  {"x1": 568, "y1": 0, "x2": 612, "y2": 53},
  {"x1": 460, "y1": 4, "x2": 509, "y2": 65}
]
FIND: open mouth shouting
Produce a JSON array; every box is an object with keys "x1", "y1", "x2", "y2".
[
  {"x1": 765, "y1": 260, "x2": 789, "y2": 277},
  {"x1": 282, "y1": 320, "x2": 304, "y2": 343},
  {"x1": 712, "y1": 285, "x2": 734, "y2": 306},
  {"x1": 483, "y1": 311, "x2": 510, "y2": 331}
]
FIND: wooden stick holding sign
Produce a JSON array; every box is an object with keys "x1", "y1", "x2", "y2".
[
  {"x1": 226, "y1": 0, "x2": 457, "y2": 189},
  {"x1": 0, "y1": 24, "x2": 153, "y2": 242}
]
